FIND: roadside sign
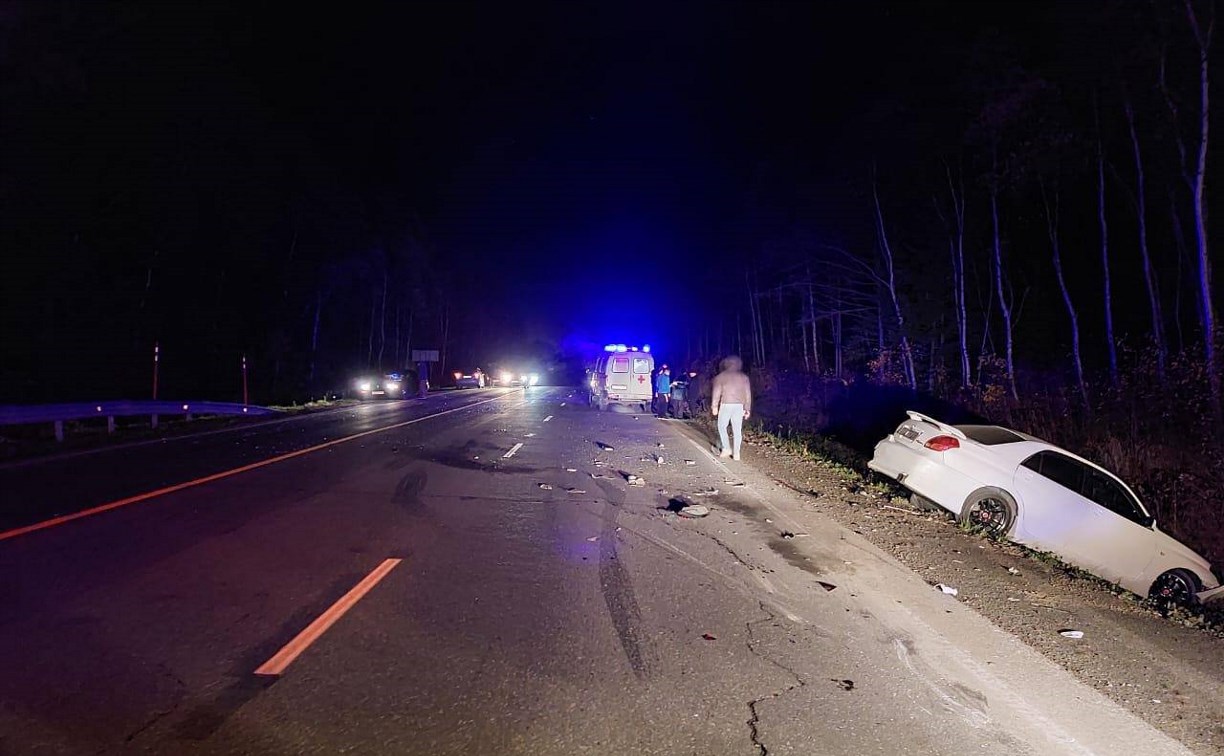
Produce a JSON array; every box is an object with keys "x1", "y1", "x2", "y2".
[{"x1": 411, "y1": 350, "x2": 440, "y2": 362}]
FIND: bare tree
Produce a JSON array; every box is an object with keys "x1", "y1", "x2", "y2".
[
  {"x1": 1122, "y1": 94, "x2": 1167, "y2": 379},
  {"x1": 1183, "y1": 0, "x2": 1218, "y2": 412},
  {"x1": 988, "y1": 173, "x2": 1018, "y2": 399},
  {"x1": 1095, "y1": 103, "x2": 1119, "y2": 387},
  {"x1": 937, "y1": 160, "x2": 971, "y2": 389},
  {"x1": 871, "y1": 175, "x2": 917, "y2": 389},
  {"x1": 1041, "y1": 181, "x2": 1088, "y2": 406},
  {"x1": 1159, "y1": 3, "x2": 1217, "y2": 412}
]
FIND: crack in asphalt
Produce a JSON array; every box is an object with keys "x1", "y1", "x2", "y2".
[
  {"x1": 123, "y1": 664, "x2": 186, "y2": 743},
  {"x1": 744, "y1": 601, "x2": 806, "y2": 756}
]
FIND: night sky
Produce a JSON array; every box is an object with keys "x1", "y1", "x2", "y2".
[{"x1": 1, "y1": 1, "x2": 1216, "y2": 401}]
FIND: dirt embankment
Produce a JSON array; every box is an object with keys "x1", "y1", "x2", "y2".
[{"x1": 734, "y1": 428, "x2": 1224, "y2": 755}]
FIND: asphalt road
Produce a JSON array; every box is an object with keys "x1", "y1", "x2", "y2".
[{"x1": 0, "y1": 387, "x2": 1198, "y2": 755}]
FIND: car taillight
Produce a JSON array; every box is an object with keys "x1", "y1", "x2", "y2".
[{"x1": 924, "y1": 435, "x2": 960, "y2": 451}]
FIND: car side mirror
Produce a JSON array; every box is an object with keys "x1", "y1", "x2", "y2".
[{"x1": 1141, "y1": 514, "x2": 1156, "y2": 528}]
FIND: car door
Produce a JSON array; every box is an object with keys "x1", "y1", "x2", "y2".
[
  {"x1": 1075, "y1": 467, "x2": 1157, "y2": 586},
  {"x1": 1012, "y1": 451, "x2": 1098, "y2": 558}
]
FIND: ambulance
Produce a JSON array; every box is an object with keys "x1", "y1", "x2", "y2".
[{"x1": 588, "y1": 344, "x2": 654, "y2": 412}]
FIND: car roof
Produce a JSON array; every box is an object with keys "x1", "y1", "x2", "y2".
[{"x1": 954, "y1": 423, "x2": 1126, "y2": 479}]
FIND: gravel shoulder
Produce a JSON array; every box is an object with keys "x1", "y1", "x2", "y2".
[{"x1": 723, "y1": 426, "x2": 1224, "y2": 754}]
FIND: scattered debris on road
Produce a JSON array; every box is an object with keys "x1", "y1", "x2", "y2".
[
  {"x1": 935, "y1": 583, "x2": 959, "y2": 596},
  {"x1": 817, "y1": 581, "x2": 837, "y2": 592},
  {"x1": 1059, "y1": 629, "x2": 1085, "y2": 639},
  {"x1": 684, "y1": 459, "x2": 696, "y2": 465},
  {"x1": 678, "y1": 505, "x2": 710, "y2": 518},
  {"x1": 586, "y1": 536, "x2": 599, "y2": 542},
  {"x1": 701, "y1": 633, "x2": 717, "y2": 641},
  {"x1": 780, "y1": 531, "x2": 796, "y2": 539},
  {"x1": 597, "y1": 442, "x2": 615, "y2": 451},
  {"x1": 693, "y1": 488, "x2": 719, "y2": 497},
  {"x1": 566, "y1": 488, "x2": 586, "y2": 494},
  {"x1": 1007, "y1": 566, "x2": 1022, "y2": 575},
  {"x1": 833, "y1": 678, "x2": 855, "y2": 691},
  {"x1": 538, "y1": 483, "x2": 553, "y2": 490},
  {"x1": 565, "y1": 468, "x2": 577, "y2": 472}
]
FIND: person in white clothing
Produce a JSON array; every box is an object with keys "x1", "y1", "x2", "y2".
[{"x1": 710, "y1": 355, "x2": 751, "y2": 460}]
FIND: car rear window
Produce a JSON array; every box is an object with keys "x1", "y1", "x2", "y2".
[
  {"x1": 956, "y1": 425, "x2": 1025, "y2": 445},
  {"x1": 633, "y1": 358, "x2": 651, "y2": 373},
  {"x1": 612, "y1": 358, "x2": 629, "y2": 373}
]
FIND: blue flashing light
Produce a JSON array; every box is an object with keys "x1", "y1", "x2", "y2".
[{"x1": 642, "y1": 344, "x2": 651, "y2": 353}]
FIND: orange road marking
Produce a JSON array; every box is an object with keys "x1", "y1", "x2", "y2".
[
  {"x1": 255, "y1": 558, "x2": 402, "y2": 676},
  {"x1": 0, "y1": 394, "x2": 511, "y2": 542}
]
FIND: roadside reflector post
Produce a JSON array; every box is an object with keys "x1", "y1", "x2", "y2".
[
  {"x1": 242, "y1": 353, "x2": 249, "y2": 406},
  {"x1": 107, "y1": 416, "x2": 115, "y2": 435},
  {"x1": 53, "y1": 420, "x2": 63, "y2": 442}
]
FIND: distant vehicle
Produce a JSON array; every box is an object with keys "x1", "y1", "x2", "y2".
[
  {"x1": 868, "y1": 410, "x2": 1223, "y2": 607},
  {"x1": 491, "y1": 368, "x2": 539, "y2": 388},
  {"x1": 453, "y1": 368, "x2": 486, "y2": 389},
  {"x1": 588, "y1": 345, "x2": 653, "y2": 412},
  {"x1": 353, "y1": 372, "x2": 409, "y2": 400}
]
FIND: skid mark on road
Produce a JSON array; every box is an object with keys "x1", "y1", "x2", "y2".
[{"x1": 598, "y1": 499, "x2": 655, "y2": 679}]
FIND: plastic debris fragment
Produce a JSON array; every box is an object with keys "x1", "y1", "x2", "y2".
[
  {"x1": 1059, "y1": 629, "x2": 1084, "y2": 639},
  {"x1": 677, "y1": 505, "x2": 710, "y2": 518},
  {"x1": 935, "y1": 584, "x2": 959, "y2": 596}
]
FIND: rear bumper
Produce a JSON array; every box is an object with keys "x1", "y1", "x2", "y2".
[{"x1": 868, "y1": 437, "x2": 985, "y2": 516}]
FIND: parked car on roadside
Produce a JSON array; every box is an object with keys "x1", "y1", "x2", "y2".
[{"x1": 868, "y1": 410, "x2": 1223, "y2": 607}]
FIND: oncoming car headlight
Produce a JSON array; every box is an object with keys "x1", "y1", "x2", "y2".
[
  {"x1": 358, "y1": 381, "x2": 372, "y2": 392},
  {"x1": 500, "y1": 371, "x2": 512, "y2": 382},
  {"x1": 528, "y1": 374, "x2": 540, "y2": 386}
]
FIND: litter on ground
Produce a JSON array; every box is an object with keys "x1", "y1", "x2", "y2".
[
  {"x1": 677, "y1": 505, "x2": 710, "y2": 518},
  {"x1": 538, "y1": 483, "x2": 553, "y2": 490},
  {"x1": 1059, "y1": 629, "x2": 1085, "y2": 639},
  {"x1": 935, "y1": 583, "x2": 959, "y2": 596}
]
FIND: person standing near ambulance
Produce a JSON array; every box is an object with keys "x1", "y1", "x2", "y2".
[
  {"x1": 710, "y1": 356, "x2": 751, "y2": 459},
  {"x1": 654, "y1": 364, "x2": 672, "y2": 417}
]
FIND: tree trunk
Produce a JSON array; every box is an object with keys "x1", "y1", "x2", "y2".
[
  {"x1": 308, "y1": 286, "x2": 321, "y2": 387},
  {"x1": 872, "y1": 177, "x2": 917, "y2": 389},
  {"x1": 945, "y1": 163, "x2": 971, "y2": 389},
  {"x1": 1184, "y1": 0, "x2": 1218, "y2": 415},
  {"x1": 990, "y1": 186, "x2": 1018, "y2": 399},
  {"x1": 1124, "y1": 96, "x2": 1167, "y2": 380},
  {"x1": 1042, "y1": 183, "x2": 1089, "y2": 407},
  {"x1": 376, "y1": 269, "x2": 388, "y2": 369},
  {"x1": 366, "y1": 294, "x2": 375, "y2": 367},
  {"x1": 1096, "y1": 115, "x2": 1119, "y2": 388}
]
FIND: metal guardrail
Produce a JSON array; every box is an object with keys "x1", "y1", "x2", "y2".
[{"x1": 0, "y1": 401, "x2": 279, "y2": 441}]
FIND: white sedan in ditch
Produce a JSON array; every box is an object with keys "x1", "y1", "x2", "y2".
[{"x1": 869, "y1": 411, "x2": 1223, "y2": 606}]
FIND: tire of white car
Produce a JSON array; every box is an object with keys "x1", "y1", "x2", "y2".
[{"x1": 958, "y1": 487, "x2": 1018, "y2": 538}]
